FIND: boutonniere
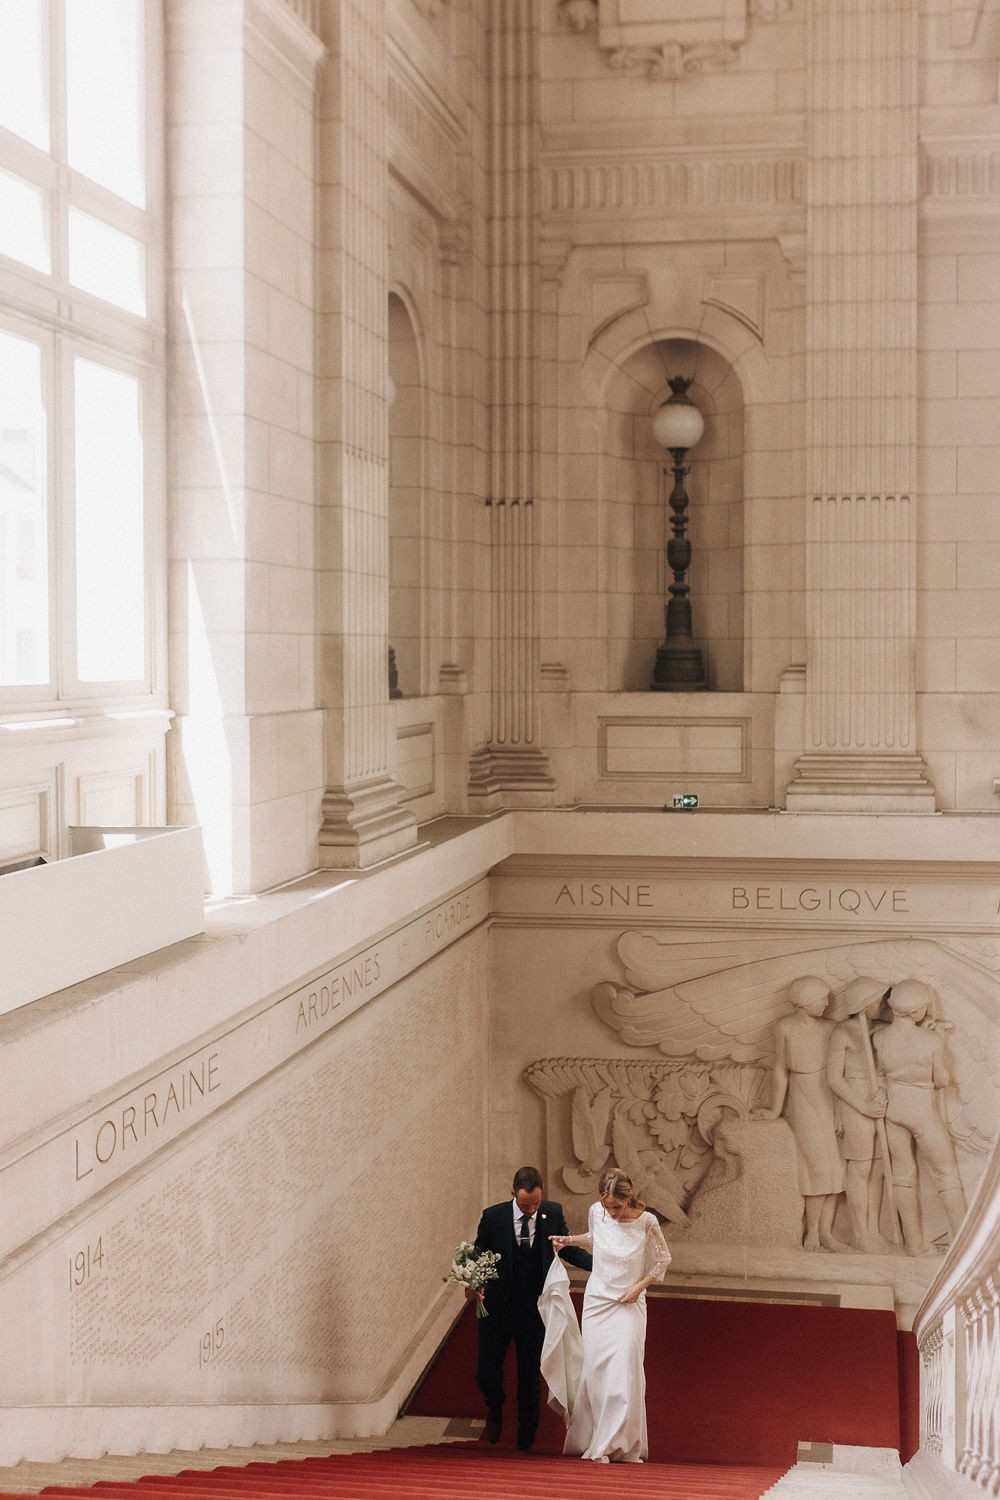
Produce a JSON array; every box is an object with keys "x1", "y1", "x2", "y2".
[{"x1": 540, "y1": 1213, "x2": 547, "y2": 1221}]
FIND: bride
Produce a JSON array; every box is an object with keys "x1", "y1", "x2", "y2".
[{"x1": 549, "y1": 1167, "x2": 671, "y2": 1464}]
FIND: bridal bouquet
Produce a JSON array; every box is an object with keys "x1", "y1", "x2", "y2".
[{"x1": 443, "y1": 1241, "x2": 501, "y2": 1319}]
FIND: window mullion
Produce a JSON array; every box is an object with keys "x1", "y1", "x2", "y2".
[
  {"x1": 49, "y1": 0, "x2": 68, "y2": 290},
  {"x1": 54, "y1": 335, "x2": 76, "y2": 699}
]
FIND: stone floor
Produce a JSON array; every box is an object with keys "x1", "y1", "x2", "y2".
[{"x1": 763, "y1": 1445, "x2": 911, "y2": 1499}]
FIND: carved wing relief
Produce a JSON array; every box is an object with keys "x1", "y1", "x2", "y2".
[{"x1": 528, "y1": 931, "x2": 1000, "y2": 1255}]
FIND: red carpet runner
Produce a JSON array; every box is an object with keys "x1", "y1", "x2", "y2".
[
  {"x1": 408, "y1": 1295, "x2": 915, "y2": 1467},
  {"x1": 9, "y1": 1445, "x2": 788, "y2": 1499}
]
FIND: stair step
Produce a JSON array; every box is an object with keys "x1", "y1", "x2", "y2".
[{"x1": 5, "y1": 1444, "x2": 788, "y2": 1500}]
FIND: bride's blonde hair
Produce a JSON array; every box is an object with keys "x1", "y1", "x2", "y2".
[{"x1": 598, "y1": 1168, "x2": 644, "y2": 1212}]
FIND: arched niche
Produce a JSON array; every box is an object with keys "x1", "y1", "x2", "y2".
[
  {"x1": 604, "y1": 336, "x2": 745, "y2": 692},
  {"x1": 387, "y1": 290, "x2": 425, "y2": 698}
]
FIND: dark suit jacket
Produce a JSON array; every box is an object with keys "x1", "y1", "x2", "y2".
[{"x1": 474, "y1": 1198, "x2": 592, "y2": 1316}]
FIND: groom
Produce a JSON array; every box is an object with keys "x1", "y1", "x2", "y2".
[{"x1": 468, "y1": 1165, "x2": 591, "y2": 1451}]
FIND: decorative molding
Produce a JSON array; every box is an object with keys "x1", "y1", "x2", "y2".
[
  {"x1": 540, "y1": 662, "x2": 571, "y2": 691},
  {"x1": 386, "y1": 36, "x2": 467, "y2": 222},
  {"x1": 587, "y1": 271, "x2": 648, "y2": 337},
  {"x1": 437, "y1": 662, "x2": 468, "y2": 693},
  {"x1": 466, "y1": 745, "x2": 555, "y2": 811},
  {"x1": 920, "y1": 143, "x2": 1000, "y2": 199},
  {"x1": 597, "y1": 715, "x2": 751, "y2": 782},
  {"x1": 245, "y1": 0, "x2": 326, "y2": 88},
  {"x1": 542, "y1": 149, "x2": 804, "y2": 218},
  {"x1": 785, "y1": 753, "x2": 938, "y2": 815},
  {"x1": 607, "y1": 41, "x2": 740, "y2": 80},
  {"x1": 76, "y1": 768, "x2": 144, "y2": 826},
  {"x1": 0, "y1": 785, "x2": 53, "y2": 863},
  {"x1": 438, "y1": 218, "x2": 470, "y2": 266},
  {"x1": 395, "y1": 722, "x2": 435, "y2": 803},
  {"x1": 319, "y1": 775, "x2": 418, "y2": 869},
  {"x1": 777, "y1": 231, "x2": 806, "y2": 274},
  {"x1": 701, "y1": 271, "x2": 764, "y2": 339},
  {"x1": 539, "y1": 239, "x2": 574, "y2": 286}
]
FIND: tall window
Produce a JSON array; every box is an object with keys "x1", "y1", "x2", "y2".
[{"x1": 0, "y1": 0, "x2": 163, "y2": 706}]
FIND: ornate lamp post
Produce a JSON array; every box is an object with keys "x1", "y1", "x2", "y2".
[{"x1": 650, "y1": 376, "x2": 706, "y2": 691}]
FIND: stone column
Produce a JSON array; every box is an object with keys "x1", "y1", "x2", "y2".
[
  {"x1": 467, "y1": 0, "x2": 555, "y2": 809},
  {"x1": 786, "y1": 0, "x2": 936, "y2": 812},
  {"x1": 316, "y1": 0, "x2": 417, "y2": 865}
]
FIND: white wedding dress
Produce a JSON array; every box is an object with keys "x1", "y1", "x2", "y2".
[{"x1": 562, "y1": 1202, "x2": 671, "y2": 1463}]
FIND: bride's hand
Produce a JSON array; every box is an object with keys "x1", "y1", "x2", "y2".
[
  {"x1": 549, "y1": 1234, "x2": 571, "y2": 1250},
  {"x1": 617, "y1": 1283, "x2": 643, "y2": 1304}
]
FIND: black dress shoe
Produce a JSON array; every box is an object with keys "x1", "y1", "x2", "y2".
[
  {"x1": 485, "y1": 1408, "x2": 502, "y2": 1443},
  {"x1": 516, "y1": 1429, "x2": 535, "y2": 1451}
]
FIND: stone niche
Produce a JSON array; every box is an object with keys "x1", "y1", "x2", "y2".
[{"x1": 489, "y1": 853, "x2": 1000, "y2": 1321}]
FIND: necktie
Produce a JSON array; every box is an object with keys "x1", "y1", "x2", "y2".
[{"x1": 519, "y1": 1213, "x2": 531, "y2": 1250}]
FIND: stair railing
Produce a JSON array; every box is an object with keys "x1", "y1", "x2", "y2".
[{"x1": 911, "y1": 1130, "x2": 1000, "y2": 1494}]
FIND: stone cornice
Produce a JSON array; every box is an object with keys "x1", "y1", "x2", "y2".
[
  {"x1": 386, "y1": 33, "x2": 468, "y2": 223},
  {"x1": 542, "y1": 113, "x2": 806, "y2": 155},
  {"x1": 245, "y1": 0, "x2": 326, "y2": 88}
]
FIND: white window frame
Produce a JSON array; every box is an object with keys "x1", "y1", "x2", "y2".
[{"x1": 0, "y1": 0, "x2": 165, "y2": 719}]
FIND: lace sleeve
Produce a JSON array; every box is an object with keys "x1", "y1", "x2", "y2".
[
  {"x1": 644, "y1": 1213, "x2": 671, "y2": 1281},
  {"x1": 570, "y1": 1199, "x2": 597, "y2": 1254}
]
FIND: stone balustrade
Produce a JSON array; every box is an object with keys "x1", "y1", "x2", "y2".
[{"x1": 912, "y1": 1131, "x2": 1000, "y2": 1495}]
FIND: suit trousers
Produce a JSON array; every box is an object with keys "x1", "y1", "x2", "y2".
[{"x1": 475, "y1": 1291, "x2": 545, "y2": 1439}]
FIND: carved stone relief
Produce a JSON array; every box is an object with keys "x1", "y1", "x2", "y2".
[
  {"x1": 557, "y1": 0, "x2": 793, "y2": 79},
  {"x1": 526, "y1": 930, "x2": 998, "y2": 1260}
]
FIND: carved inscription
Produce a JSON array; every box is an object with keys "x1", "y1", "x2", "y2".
[
  {"x1": 554, "y1": 882, "x2": 653, "y2": 908},
  {"x1": 73, "y1": 1053, "x2": 221, "y2": 1182},
  {"x1": 294, "y1": 954, "x2": 382, "y2": 1033},
  {"x1": 69, "y1": 1236, "x2": 105, "y2": 1293},
  {"x1": 426, "y1": 892, "x2": 474, "y2": 941},
  {"x1": 732, "y1": 886, "x2": 910, "y2": 914},
  {"x1": 68, "y1": 938, "x2": 488, "y2": 1397},
  {"x1": 489, "y1": 870, "x2": 1000, "y2": 928},
  {"x1": 0, "y1": 880, "x2": 489, "y2": 1268}
]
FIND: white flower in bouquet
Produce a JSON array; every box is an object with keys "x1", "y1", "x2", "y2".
[{"x1": 443, "y1": 1241, "x2": 501, "y2": 1318}]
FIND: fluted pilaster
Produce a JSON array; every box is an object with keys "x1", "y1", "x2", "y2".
[
  {"x1": 469, "y1": 0, "x2": 554, "y2": 808},
  {"x1": 317, "y1": 0, "x2": 417, "y2": 864},
  {"x1": 787, "y1": 0, "x2": 935, "y2": 812}
]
